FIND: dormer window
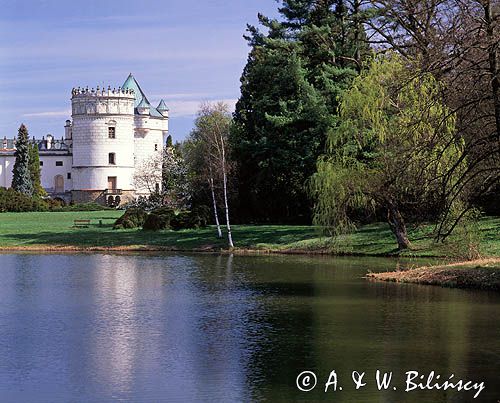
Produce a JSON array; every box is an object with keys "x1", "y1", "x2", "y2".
[
  {"x1": 108, "y1": 127, "x2": 116, "y2": 139},
  {"x1": 108, "y1": 153, "x2": 116, "y2": 165}
]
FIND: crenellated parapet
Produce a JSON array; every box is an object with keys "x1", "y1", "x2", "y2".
[
  {"x1": 71, "y1": 86, "x2": 135, "y2": 97},
  {"x1": 71, "y1": 85, "x2": 135, "y2": 116}
]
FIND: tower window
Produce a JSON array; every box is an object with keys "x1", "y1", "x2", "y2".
[
  {"x1": 108, "y1": 127, "x2": 116, "y2": 139},
  {"x1": 108, "y1": 153, "x2": 116, "y2": 165},
  {"x1": 56, "y1": 161, "x2": 63, "y2": 166},
  {"x1": 155, "y1": 144, "x2": 158, "y2": 151}
]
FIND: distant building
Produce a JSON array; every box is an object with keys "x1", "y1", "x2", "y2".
[{"x1": 0, "y1": 74, "x2": 169, "y2": 205}]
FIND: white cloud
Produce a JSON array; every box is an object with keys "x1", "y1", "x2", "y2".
[
  {"x1": 168, "y1": 98, "x2": 238, "y2": 117},
  {"x1": 23, "y1": 109, "x2": 71, "y2": 118}
]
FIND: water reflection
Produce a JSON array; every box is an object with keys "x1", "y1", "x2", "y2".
[{"x1": 0, "y1": 253, "x2": 498, "y2": 402}]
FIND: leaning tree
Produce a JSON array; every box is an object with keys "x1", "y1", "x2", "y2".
[{"x1": 311, "y1": 55, "x2": 465, "y2": 250}]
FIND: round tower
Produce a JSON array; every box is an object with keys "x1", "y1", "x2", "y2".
[{"x1": 70, "y1": 85, "x2": 136, "y2": 205}]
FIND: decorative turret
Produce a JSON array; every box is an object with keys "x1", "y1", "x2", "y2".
[
  {"x1": 137, "y1": 98, "x2": 150, "y2": 115},
  {"x1": 157, "y1": 99, "x2": 169, "y2": 117},
  {"x1": 64, "y1": 119, "x2": 72, "y2": 140}
]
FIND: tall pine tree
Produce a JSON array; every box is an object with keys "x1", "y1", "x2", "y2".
[
  {"x1": 11, "y1": 124, "x2": 34, "y2": 196},
  {"x1": 232, "y1": 1, "x2": 369, "y2": 222}
]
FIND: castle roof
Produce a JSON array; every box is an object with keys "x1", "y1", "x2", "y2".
[
  {"x1": 157, "y1": 99, "x2": 169, "y2": 111},
  {"x1": 137, "y1": 97, "x2": 149, "y2": 109},
  {"x1": 122, "y1": 74, "x2": 164, "y2": 118}
]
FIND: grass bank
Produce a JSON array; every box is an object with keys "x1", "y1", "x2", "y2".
[
  {"x1": 367, "y1": 258, "x2": 500, "y2": 291},
  {"x1": 0, "y1": 211, "x2": 498, "y2": 257}
]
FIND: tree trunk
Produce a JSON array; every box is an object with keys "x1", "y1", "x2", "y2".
[
  {"x1": 221, "y1": 137, "x2": 234, "y2": 248},
  {"x1": 208, "y1": 174, "x2": 222, "y2": 239},
  {"x1": 386, "y1": 202, "x2": 411, "y2": 250}
]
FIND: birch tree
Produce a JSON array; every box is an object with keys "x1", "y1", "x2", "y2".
[{"x1": 189, "y1": 102, "x2": 234, "y2": 247}]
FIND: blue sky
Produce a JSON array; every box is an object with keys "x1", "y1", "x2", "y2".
[{"x1": 0, "y1": 0, "x2": 279, "y2": 142}]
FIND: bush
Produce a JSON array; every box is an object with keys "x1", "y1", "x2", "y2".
[
  {"x1": 143, "y1": 207, "x2": 176, "y2": 231},
  {"x1": 142, "y1": 206, "x2": 210, "y2": 231},
  {"x1": 0, "y1": 187, "x2": 49, "y2": 212},
  {"x1": 114, "y1": 208, "x2": 148, "y2": 229}
]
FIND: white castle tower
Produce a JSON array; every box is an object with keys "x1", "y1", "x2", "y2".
[
  {"x1": 70, "y1": 85, "x2": 136, "y2": 204},
  {"x1": 69, "y1": 75, "x2": 169, "y2": 205}
]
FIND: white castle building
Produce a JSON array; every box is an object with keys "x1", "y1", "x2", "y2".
[{"x1": 0, "y1": 74, "x2": 169, "y2": 206}]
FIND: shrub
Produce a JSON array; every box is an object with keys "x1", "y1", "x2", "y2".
[
  {"x1": 143, "y1": 207, "x2": 176, "y2": 231},
  {"x1": 114, "y1": 208, "x2": 148, "y2": 229},
  {"x1": 167, "y1": 206, "x2": 210, "y2": 231},
  {"x1": 0, "y1": 187, "x2": 49, "y2": 212}
]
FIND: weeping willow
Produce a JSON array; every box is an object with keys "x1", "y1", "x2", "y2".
[{"x1": 310, "y1": 54, "x2": 465, "y2": 242}]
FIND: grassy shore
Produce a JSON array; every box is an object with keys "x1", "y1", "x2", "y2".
[
  {"x1": 1, "y1": 211, "x2": 499, "y2": 291},
  {"x1": 367, "y1": 258, "x2": 500, "y2": 291},
  {"x1": 0, "y1": 211, "x2": 498, "y2": 257}
]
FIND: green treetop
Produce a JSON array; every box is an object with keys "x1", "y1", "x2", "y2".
[{"x1": 11, "y1": 124, "x2": 34, "y2": 197}]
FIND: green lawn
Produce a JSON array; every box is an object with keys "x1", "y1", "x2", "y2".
[{"x1": 0, "y1": 211, "x2": 498, "y2": 258}]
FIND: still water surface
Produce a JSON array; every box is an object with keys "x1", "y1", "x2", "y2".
[{"x1": 0, "y1": 253, "x2": 498, "y2": 402}]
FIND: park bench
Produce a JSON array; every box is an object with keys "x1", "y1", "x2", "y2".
[{"x1": 73, "y1": 219, "x2": 91, "y2": 228}]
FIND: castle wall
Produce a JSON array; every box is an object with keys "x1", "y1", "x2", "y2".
[
  {"x1": 133, "y1": 116, "x2": 167, "y2": 195},
  {"x1": 0, "y1": 154, "x2": 15, "y2": 188},
  {"x1": 71, "y1": 90, "x2": 136, "y2": 196},
  {"x1": 39, "y1": 154, "x2": 73, "y2": 192}
]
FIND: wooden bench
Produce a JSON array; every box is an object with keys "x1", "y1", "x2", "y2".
[{"x1": 73, "y1": 219, "x2": 91, "y2": 228}]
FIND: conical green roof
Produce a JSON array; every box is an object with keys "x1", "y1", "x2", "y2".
[
  {"x1": 122, "y1": 74, "x2": 163, "y2": 117},
  {"x1": 137, "y1": 97, "x2": 149, "y2": 109},
  {"x1": 122, "y1": 73, "x2": 149, "y2": 108},
  {"x1": 157, "y1": 99, "x2": 169, "y2": 111}
]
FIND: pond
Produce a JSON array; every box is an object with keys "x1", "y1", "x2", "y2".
[{"x1": 0, "y1": 253, "x2": 498, "y2": 402}]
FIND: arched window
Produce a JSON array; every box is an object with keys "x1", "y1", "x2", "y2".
[
  {"x1": 108, "y1": 153, "x2": 116, "y2": 165},
  {"x1": 107, "y1": 120, "x2": 117, "y2": 138}
]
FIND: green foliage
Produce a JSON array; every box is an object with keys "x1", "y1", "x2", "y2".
[
  {"x1": 143, "y1": 207, "x2": 176, "y2": 231},
  {"x1": 28, "y1": 142, "x2": 45, "y2": 197},
  {"x1": 114, "y1": 208, "x2": 148, "y2": 229},
  {"x1": 311, "y1": 54, "x2": 464, "y2": 238},
  {"x1": 142, "y1": 206, "x2": 210, "y2": 232},
  {"x1": 232, "y1": 1, "x2": 368, "y2": 222},
  {"x1": 233, "y1": 38, "x2": 332, "y2": 221},
  {"x1": 11, "y1": 124, "x2": 34, "y2": 196},
  {"x1": 0, "y1": 187, "x2": 48, "y2": 212},
  {"x1": 170, "y1": 206, "x2": 210, "y2": 230}
]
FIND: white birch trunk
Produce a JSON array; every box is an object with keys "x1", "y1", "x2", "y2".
[
  {"x1": 221, "y1": 137, "x2": 234, "y2": 247},
  {"x1": 208, "y1": 174, "x2": 222, "y2": 239}
]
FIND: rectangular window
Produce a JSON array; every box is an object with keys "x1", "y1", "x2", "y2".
[
  {"x1": 108, "y1": 127, "x2": 116, "y2": 139},
  {"x1": 67, "y1": 172, "x2": 71, "y2": 180},
  {"x1": 39, "y1": 161, "x2": 43, "y2": 166},
  {"x1": 56, "y1": 161, "x2": 63, "y2": 166},
  {"x1": 155, "y1": 144, "x2": 158, "y2": 151},
  {"x1": 108, "y1": 153, "x2": 116, "y2": 165}
]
